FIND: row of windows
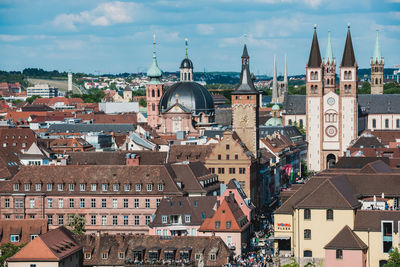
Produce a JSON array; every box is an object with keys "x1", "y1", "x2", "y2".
[
  {"x1": 343, "y1": 84, "x2": 352, "y2": 93},
  {"x1": 3, "y1": 142, "x2": 27, "y2": 148},
  {"x1": 372, "y1": 78, "x2": 383, "y2": 85},
  {"x1": 217, "y1": 154, "x2": 239, "y2": 160},
  {"x1": 4, "y1": 135, "x2": 29, "y2": 139},
  {"x1": 304, "y1": 209, "x2": 333, "y2": 220},
  {"x1": 47, "y1": 214, "x2": 151, "y2": 226},
  {"x1": 234, "y1": 95, "x2": 254, "y2": 100},
  {"x1": 208, "y1": 167, "x2": 246, "y2": 174},
  {"x1": 288, "y1": 119, "x2": 304, "y2": 127},
  {"x1": 343, "y1": 71, "x2": 353, "y2": 80},
  {"x1": 161, "y1": 215, "x2": 192, "y2": 224},
  {"x1": 326, "y1": 78, "x2": 334, "y2": 85},
  {"x1": 6, "y1": 198, "x2": 161, "y2": 209},
  {"x1": 13, "y1": 182, "x2": 164, "y2": 192},
  {"x1": 214, "y1": 220, "x2": 232, "y2": 229},
  {"x1": 309, "y1": 71, "x2": 319, "y2": 80},
  {"x1": 149, "y1": 88, "x2": 161, "y2": 98},
  {"x1": 372, "y1": 119, "x2": 400, "y2": 129}
]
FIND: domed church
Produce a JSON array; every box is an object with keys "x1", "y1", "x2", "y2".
[{"x1": 145, "y1": 38, "x2": 215, "y2": 135}]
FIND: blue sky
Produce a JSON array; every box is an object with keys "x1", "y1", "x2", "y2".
[{"x1": 0, "y1": 0, "x2": 399, "y2": 76}]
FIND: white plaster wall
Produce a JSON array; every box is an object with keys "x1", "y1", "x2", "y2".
[
  {"x1": 307, "y1": 97, "x2": 321, "y2": 171},
  {"x1": 341, "y1": 97, "x2": 356, "y2": 153}
]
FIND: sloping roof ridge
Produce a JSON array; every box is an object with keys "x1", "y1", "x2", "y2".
[
  {"x1": 327, "y1": 175, "x2": 356, "y2": 208},
  {"x1": 295, "y1": 178, "x2": 331, "y2": 208}
]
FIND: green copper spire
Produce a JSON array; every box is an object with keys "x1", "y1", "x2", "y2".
[
  {"x1": 185, "y1": 38, "x2": 188, "y2": 59},
  {"x1": 324, "y1": 31, "x2": 334, "y2": 64},
  {"x1": 147, "y1": 34, "x2": 162, "y2": 82},
  {"x1": 372, "y1": 29, "x2": 383, "y2": 63}
]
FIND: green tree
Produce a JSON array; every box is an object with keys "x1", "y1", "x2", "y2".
[
  {"x1": 301, "y1": 159, "x2": 309, "y2": 179},
  {"x1": 359, "y1": 81, "x2": 371, "y2": 94},
  {"x1": 384, "y1": 247, "x2": 400, "y2": 267},
  {"x1": 139, "y1": 98, "x2": 147, "y2": 107},
  {"x1": 282, "y1": 258, "x2": 299, "y2": 267},
  {"x1": 0, "y1": 242, "x2": 26, "y2": 266},
  {"x1": 25, "y1": 95, "x2": 41, "y2": 104},
  {"x1": 109, "y1": 82, "x2": 117, "y2": 90},
  {"x1": 67, "y1": 214, "x2": 86, "y2": 235}
]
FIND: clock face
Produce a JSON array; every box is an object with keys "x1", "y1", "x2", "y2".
[
  {"x1": 325, "y1": 126, "x2": 338, "y2": 137},
  {"x1": 327, "y1": 97, "x2": 335, "y2": 105}
]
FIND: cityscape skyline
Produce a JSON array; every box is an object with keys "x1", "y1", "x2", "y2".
[{"x1": 0, "y1": 0, "x2": 399, "y2": 75}]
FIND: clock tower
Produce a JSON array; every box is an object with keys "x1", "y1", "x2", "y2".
[{"x1": 232, "y1": 44, "x2": 259, "y2": 158}]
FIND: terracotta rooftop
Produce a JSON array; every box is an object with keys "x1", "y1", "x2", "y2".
[
  {"x1": 324, "y1": 225, "x2": 367, "y2": 250},
  {"x1": 0, "y1": 219, "x2": 47, "y2": 245}
]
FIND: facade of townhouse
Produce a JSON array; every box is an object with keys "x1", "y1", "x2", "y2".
[
  {"x1": 0, "y1": 163, "x2": 219, "y2": 235},
  {"x1": 205, "y1": 131, "x2": 259, "y2": 206}
]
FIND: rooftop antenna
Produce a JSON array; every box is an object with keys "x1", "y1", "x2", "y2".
[{"x1": 185, "y1": 38, "x2": 188, "y2": 59}]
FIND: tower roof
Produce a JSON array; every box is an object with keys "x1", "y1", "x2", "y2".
[
  {"x1": 307, "y1": 26, "x2": 322, "y2": 68},
  {"x1": 242, "y1": 44, "x2": 249, "y2": 59},
  {"x1": 147, "y1": 34, "x2": 162, "y2": 79},
  {"x1": 372, "y1": 29, "x2": 383, "y2": 63},
  {"x1": 341, "y1": 25, "x2": 356, "y2": 67},
  {"x1": 233, "y1": 44, "x2": 257, "y2": 94},
  {"x1": 180, "y1": 38, "x2": 193, "y2": 69},
  {"x1": 324, "y1": 31, "x2": 334, "y2": 64}
]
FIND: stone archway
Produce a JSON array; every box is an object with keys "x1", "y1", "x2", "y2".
[{"x1": 326, "y1": 154, "x2": 336, "y2": 169}]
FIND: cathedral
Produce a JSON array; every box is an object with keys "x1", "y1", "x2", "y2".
[
  {"x1": 283, "y1": 26, "x2": 400, "y2": 172},
  {"x1": 145, "y1": 38, "x2": 215, "y2": 136}
]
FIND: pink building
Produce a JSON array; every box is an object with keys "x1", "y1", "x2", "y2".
[
  {"x1": 0, "y1": 163, "x2": 218, "y2": 235},
  {"x1": 324, "y1": 225, "x2": 368, "y2": 267}
]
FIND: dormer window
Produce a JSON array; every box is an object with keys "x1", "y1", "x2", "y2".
[
  {"x1": 135, "y1": 184, "x2": 142, "y2": 191},
  {"x1": 102, "y1": 184, "x2": 108, "y2": 191},
  {"x1": 91, "y1": 184, "x2": 97, "y2": 191},
  {"x1": 10, "y1": 234, "x2": 20, "y2": 242},
  {"x1": 85, "y1": 253, "x2": 91, "y2": 259},
  {"x1": 119, "y1": 252, "x2": 125, "y2": 259},
  {"x1": 57, "y1": 184, "x2": 63, "y2": 191},
  {"x1": 69, "y1": 184, "x2": 75, "y2": 191},
  {"x1": 158, "y1": 184, "x2": 164, "y2": 191},
  {"x1": 147, "y1": 184, "x2": 153, "y2": 191},
  {"x1": 102, "y1": 252, "x2": 108, "y2": 259},
  {"x1": 80, "y1": 183, "x2": 86, "y2": 191},
  {"x1": 13, "y1": 184, "x2": 19, "y2": 191},
  {"x1": 24, "y1": 183, "x2": 30, "y2": 191},
  {"x1": 113, "y1": 184, "x2": 119, "y2": 191},
  {"x1": 47, "y1": 183, "x2": 53, "y2": 191},
  {"x1": 124, "y1": 184, "x2": 131, "y2": 191}
]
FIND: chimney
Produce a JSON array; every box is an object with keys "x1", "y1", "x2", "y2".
[
  {"x1": 126, "y1": 153, "x2": 140, "y2": 166},
  {"x1": 382, "y1": 193, "x2": 385, "y2": 199}
]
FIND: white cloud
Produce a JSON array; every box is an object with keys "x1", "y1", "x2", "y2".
[
  {"x1": 0, "y1": 35, "x2": 26, "y2": 42},
  {"x1": 53, "y1": 1, "x2": 143, "y2": 30},
  {"x1": 196, "y1": 24, "x2": 215, "y2": 35}
]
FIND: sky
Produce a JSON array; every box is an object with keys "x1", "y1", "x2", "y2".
[{"x1": 0, "y1": 0, "x2": 399, "y2": 76}]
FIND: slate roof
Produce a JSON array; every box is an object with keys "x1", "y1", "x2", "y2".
[
  {"x1": 0, "y1": 127, "x2": 36, "y2": 151},
  {"x1": 282, "y1": 95, "x2": 306, "y2": 115},
  {"x1": 149, "y1": 196, "x2": 217, "y2": 227},
  {"x1": 363, "y1": 130, "x2": 400, "y2": 146},
  {"x1": 341, "y1": 27, "x2": 356, "y2": 67},
  {"x1": 215, "y1": 108, "x2": 232, "y2": 126},
  {"x1": 334, "y1": 157, "x2": 390, "y2": 169},
  {"x1": 358, "y1": 94, "x2": 400, "y2": 114},
  {"x1": 168, "y1": 145, "x2": 214, "y2": 164},
  {"x1": 324, "y1": 225, "x2": 368, "y2": 250},
  {"x1": 0, "y1": 148, "x2": 21, "y2": 179},
  {"x1": 351, "y1": 135, "x2": 384, "y2": 148},
  {"x1": 47, "y1": 124, "x2": 135, "y2": 134},
  {"x1": 307, "y1": 28, "x2": 322, "y2": 68},
  {"x1": 354, "y1": 210, "x2": 400, "y2": 232}
]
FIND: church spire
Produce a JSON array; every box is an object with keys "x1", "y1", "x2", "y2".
[
  {"x1": 272, "y1": 55, "x2": 278, "y2": 102},
  {"x1": 185, "y1": 38, "x2": 189, "y2": 59},
  {"x1": 307, "y1": 25, "x2": 322, "y2": 67},
  {"x1": 324, "y1": 31, "x2": 334, "y2": 64},
  {"x1": 147, "y1": 34, "x2": 162, "y2": 79},
  {"x1": 234, "y1": 44, "x2": 257, "y2": 94},
  {"x1": 372, "y1": 29, "x2": 383, "y2": 63},
  {"x1": 284, "y1": 54, "x2": 288, "y2": 84},
  {"x1": 341, "y1": 24, "x2": 356, "y2": 67}
]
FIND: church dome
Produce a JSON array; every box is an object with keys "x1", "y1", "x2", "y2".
[
  {"x1": 180, "y1": 58, "x2": 193, "y2": 69},
  {"x1": 159, "y1": 82, "x2": 214, "y2": 116},
  {"x1": 265, "y1": 117, "x2": 283, "y2": 127},
  {"x1": 272, "y1": 104, "x2": 280, "y2": 111}
]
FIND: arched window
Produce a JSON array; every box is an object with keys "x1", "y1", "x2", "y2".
[
  {"x1": 397, "y1": 119, "x2": 400, "y2": 128},
  {"x1": 288, "y1": 119, "x2": 292, "y2": 125},
  {"x1": 184, "y1": 73, "x2": 187, "y2": 81},
  {"x1": 152, "y1": 103, "x2": 155, "y2": 111},
  {"x1": 315, "y1": 72, "x2": 318, "y2": 80},
  {"x1": 188, "y1": 73, "x2": 191, "y2": 81},
  {"x1": 326, "y1": 209, "x2": 333, "y2": 220},
  {"x1": 151, "y1": 90, "x2": 155, "y2": 97},
  {"x1": 304, "y1": 229, "x2": 311, "y2": 239},
  {"x1": 372, "y1": 119, "x2": 376, "y2": 128},
  {"x1": 304, "y1": 209, "x2": 311, "y2": 220},
  {"x1": 332, "y1": 78, "x2": 334, "y2": 85},
  {"x1": 348, "y1": 85, "x2": 351, "y2": 90},
  {"x1": 376, "y1": 78, "x2": 378, "y2": 85},
  {"x1": 348, "y1": 71, "x2": 352, "y2": 79},
  {"x1": 310, "y1": 85, "x2": 314, "y2": 93},
  {"x1": 157, "y1": 89, "x2": 160, "y2": 97},
  {"x1": 344, "y1": 71, "x2": 348, "y2": 79},
  {"x1": 300, "y1": 119, "x2": 303, "y2": 127},
  {"x1": 385, "y1": 119, "x2": 389, "y2": 128},
  {"x1": 380, "y1": 78, "x2": 382, "y2": 84},
  {"x1": 327, "y1": 79, "x2": 330, "y2": 85}
]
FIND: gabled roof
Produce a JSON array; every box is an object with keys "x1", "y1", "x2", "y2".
[
  {"x1": 307, "y1": 27, "x2": 322, "y2": 68},
  {"x1": 324, "y1": 225, "x2": 367, "y2": 250},
  {"x1": 295, "y1": 177, "x2": 360, "y2": 209},
  {"x1": 354, "y1": 210, "x2": 400, "y2": 232},
  {"x1": 341, "y1": 26, "x2": 356, "y2": 67},
  {"x1": 359, "y1": 160, "x2": 393, "y2": 173}
]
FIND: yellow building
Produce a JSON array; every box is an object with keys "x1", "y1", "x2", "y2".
[{"x1": 273, "y1": 160, "x2": 400, "y2": 267}]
